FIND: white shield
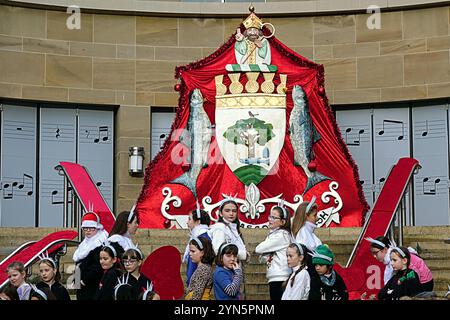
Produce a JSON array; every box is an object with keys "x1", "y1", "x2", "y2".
[{"x1": 215, "y1": 93, "x2": 286, "y2": 185}]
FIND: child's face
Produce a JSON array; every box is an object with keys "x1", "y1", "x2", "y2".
[
  {"x1": 39, "y1": 262, "x2": 56, "y2": 283},
  {"x1": 286, "y1": 247, "x2": 303, "y2": 268},
  {"x1": 127, "y1": 217, "x2": 139, "y2": 235},
  {"x1": 221, "y1": 203, "x2": 238, "y2": 223},
  {"x1": 100, "y1": 251, "x2": 117, "y2": 270},
  {"x1": 189, "y1": 244, "x2": 204, "y2": 264},
  {"x1": 187, "y1": 213, "x2": 199, "y2": 231},
  {"x1": 268, "y1": 209, "x2": 284, "y2": 230},
  {"x1": 82, "y1": 227, "x2": 97, "y2": 239},
  {"x1": 222, "y1": 253, "x2": 237, "y2": 269},
  {"x1": 7, "y1": 269, "x2": 25, "y2": 287},
  {"x1": 123, "y1": 256, "x2": 141, "y2": 273},
  {"x1": 390, "y1": 252, "x2": 407, "y2": 272},
  {"x1": 314, "y1": 264, "x2": 330, "y2": 275},
  {"x1": 306, "y1": 208, "x2": 318, "y2": 223},
  {"x1": 370, "y1": 247, "x2": 387, "y2": 262}
]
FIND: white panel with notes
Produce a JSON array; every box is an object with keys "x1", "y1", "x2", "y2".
[
  {"x1": 412, "y1": 102, "x2": 449, "y2": 226},
  {"x1": 151, "y1": 111, "x2": 175, "y2": 160}
]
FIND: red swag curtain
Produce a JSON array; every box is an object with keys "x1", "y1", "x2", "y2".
[{"x1": 136, "y1": 32, "x2": 369, "y2": 228}]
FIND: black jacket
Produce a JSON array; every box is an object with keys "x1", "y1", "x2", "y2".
[
  {"x1": 318, "y1": 270, "x2": 349, "y2": 300},
  {"x1": 378, "y1": 269, "x2": 422, "y2": 300},
  {"x1": 75, "y1": 246, "x2": 104, "y2": 300},
  {"x1": 94, "y1": 268, "x2": 122, "y2": 300},
  {"x1": 36, "y1": 281, "x2": 71, "y2": 300}
]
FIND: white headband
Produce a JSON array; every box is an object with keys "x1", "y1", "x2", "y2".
[
  {"x1": 114, "y1": 273, "x2": 132, "y2": 300},
  {"x1": 306, "y1": 196, "x2": 317, "y2": 214},
  {"x1": 219, "y1": 194, "x2": 238, "y2": 208},
  {"x1": 128, "y1": 205, "x2": 136, "y2": 223},
  {"x1": 126, "y1": 244, "x2": 144, "y2": 260},
  {"x1": 38, "y1": 251, "x2": 57, "y2": 269},
  {"x1": 219, "y1": 242, "x2": 234, "y2": 255},
  {"x1": 30, "y1": 284, "x2": 48, "y2": 300},
  {"x1": 142, "y1": 282, "x2": 154, "y2": 300},
  {"x1": 365, "y1": 237, "x2": 387, "y2": 249},
  {"x1": 195, "y1": 201, "x2": 201, "y2": 219},
  {"x1": 103, "y1": 243, "x2": 117, "y2": 258},
  {"x1": 293, "y1": 242, "x2": 304, "y2": 256},
  {"x1": 191, "y1": 237, "x2": 204, "y2": 250},
  {"x1": 271, "y1": 199, "x2": 288, "y2": 219},
  {"x1": 392, "y1": 247, "x2": 407, "y2": 258}
]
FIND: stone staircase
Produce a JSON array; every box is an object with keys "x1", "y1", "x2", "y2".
[{"x1": 0, "y1": 226, "x2": 449, "y2": 299}]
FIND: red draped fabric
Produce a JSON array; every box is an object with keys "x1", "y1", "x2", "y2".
[{"x1": 136, "y1": 30, "x2": 369, "y2": 228}]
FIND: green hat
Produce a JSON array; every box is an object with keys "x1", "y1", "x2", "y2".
[{"x1": 311, "y1": 244, "x2": 334, "y2": 265}]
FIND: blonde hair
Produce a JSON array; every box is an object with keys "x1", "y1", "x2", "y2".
[{"x1": 291, "y1": 201, "x2": 318, "y2": 237}]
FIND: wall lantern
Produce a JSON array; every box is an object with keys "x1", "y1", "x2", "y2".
[{"x1": 129, "y1": 147, "x2": 145, "y2": 176}]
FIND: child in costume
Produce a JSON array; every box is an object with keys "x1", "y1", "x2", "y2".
[
  {"x1": 281, "y1": 243, "x2": 310, "y2": 300},
  {"x1": 291, "y1": 196, "x2": 322, "y2": 300},
  {"x1": 183, "y1": 204, "x2": 211, "y2": 286},
  {"x1": 366, "y1": 236, "x2": 433, "y2": 291},
  {"x1": 311, "y1": 244, "x2": 348, "y2": 300},
  {"x1": 209, "y1": 198, "x2": 248, "y2": 262},
  {"x1": 291, "y1": 196, "x2": 322, "y2": 251},
  {"x1": 36, "y1": 252, "x2": 70, "y2": 300},
  {"x1": 185, "y1": 236, "x2": 215, "y2": 300},
  {"x1": 7, "y1": 261, "x2": 31, "y2": 300},
  {"x1": 122, "y1": 247, "x2": 154, "y2": 299},
  {"x1": 213, "y1": 243, "x2": 243, "y2": 300},
  {"x1": 255, "y1": 203, "x2": 292, "y2": 300},
  {"x1": 107, "y1": 208, "x2": 139, "y2": 261},
  {"x1": 73, "y1": 211, "x2": 108, "y2": 300},
  {"x1": 94, "y1": 244, "x2": 123, "y2": 300},
  {"x1": 378, "y1": 246, "x2": 422, "y2": 300},
  {"x1": 113, "y1": 273, "x2": 135, "y2": 300}
]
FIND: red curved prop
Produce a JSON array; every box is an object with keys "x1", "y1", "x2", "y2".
[
  {"x1": 0, "y1": 230, "x2": 78, "y2": 286},
  {"x1": 141, "y1": 246, "x2": 184, "y2": 300}
]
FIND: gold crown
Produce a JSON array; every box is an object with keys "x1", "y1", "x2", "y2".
[{"x1": 243, "y1": 13, "x2": 263, "y2": 30}]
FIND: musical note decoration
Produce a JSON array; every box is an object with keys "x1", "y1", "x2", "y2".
[
  {"x1": 2, "y1": 174, "x2": 34, "y2": 199},
  {"x1": 159, "y1": 134, "x2": 167, "y2": 150},
  {"x1": 421, "y1": 120, "x2": 428, "y2": 137},
  {"x1": 422, "y1": 177, "x2": 441, "y2": 195},
  {"x1": 378, "y1": 119, "x2": 404, "y2": 140},
  {"x1": 345, "y1": 127, "x2": 365, "y2": 146},
  {"x1": 94, "y1": 126, "x2": 109, "y2": 143},
  {"x1": 56, "y1": 126, "x2": 61, "y2": 139}
]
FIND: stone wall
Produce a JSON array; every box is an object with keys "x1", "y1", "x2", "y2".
[{"x1": 1, "y1": 4, "x2": 450, "y2": 213}]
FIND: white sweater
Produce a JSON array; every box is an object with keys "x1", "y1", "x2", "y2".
[
  {"x1": 209, "y1": 221, "x2": 247, "y2": 261},
  {"x1": 255, "y1": 228, "x2": 292, "y2": 282},
  {"x1": 281, "y1": 265, "x2": 310, "y2": 300},
  {"x1": 294, "y1": 221, "x2": 322, "y2": 251}
]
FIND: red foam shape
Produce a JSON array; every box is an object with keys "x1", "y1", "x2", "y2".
[
  {"x1": 140, "y1": 246, "x2": 184, "y2": 300},
  {"x1": 0, "y1": 230, "x2": 78, "y2": 286}
]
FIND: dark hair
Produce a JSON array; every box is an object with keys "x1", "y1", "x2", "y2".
[
  {"x1": 215, "y1": 243, "x2": 239, "y2": 267},
  {"x1": 191, "y1": 209, "x2": 211, "y2": 226},
  {"x1": 123, "y1": 248, "x2": 143, "y2": 261},
  {"x1": 39, "y1": 259, "x2": 62, "y2": 283},
  {"x1": 370, "y1": 236, "x2": 391, "y2": 250},
  {"x1": 271, "y1": 206, "x2": 291, "y2": 233},
  {"x1": 0, "y1": 283, "x2": 19, "y2": 300},
  {"x1": 189, "y1": 237, "x2": 215, "y2": 265},
  {"x1": 115, "y1": 284, "x2": 136, "y2": 301},
  {"x1": 287, "y1": 243, "x2": 308, "y2": 288},
  {"x1": 109, "y1": 211, "x2": 139, "y2": 236},
  {"x1": 29, "y1": 287, "x2": 56, "y2": 301},
  {"x1": 100, "y1": 246, "x2": 123, "y2": 271},
  {"x1": 391, "y1": 246, "x2": 411, "y2": 268},
  {"x1": 138, "y1": 290, "x2": 158, "y2": 300},
  {"x1": 218, "y1": 200, "x2": 244, "y2": 241}
]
